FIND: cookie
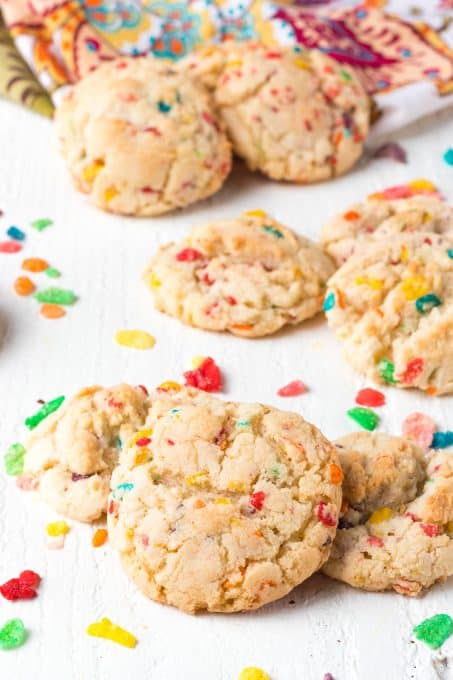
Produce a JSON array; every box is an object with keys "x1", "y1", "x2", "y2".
[
  {"x1": 324, "y1": 233, "x2": 453, "y2": 394},
  {"x1": 321, "y1": 195, "x2": 453, "y2": 266},
  {"x1": 145, "y1": 212, "x2": 335, "y2": 337},
  {"x1": 323, "y1": 432, "x2": 453, "y2": 595},
  {"x1": 108, "y1": 389, "x2": 342, "y2": 613},
  {"x1": 184, "y1": 41, "x2": 370, "y2": 183},
  {"x1": 55, "y1": 57, "x2": 232, "y2": 216},
  {"x1": 23, "y1": 385, "x2": 150, "y2": 522}
]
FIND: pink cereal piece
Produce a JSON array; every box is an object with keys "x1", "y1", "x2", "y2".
[
  {"x1": 277, "y1": 380, "x2": 307, "y2": 397},
  {"x1": 402, "y1": 412, "x2": 436, "y2": 451},
  {"x1": 15, "y1": 475, "x2": 39, "y2": 491}
]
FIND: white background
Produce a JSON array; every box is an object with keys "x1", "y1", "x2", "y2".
[{"x1": 0, "y1": 99, "x2": 453, "y2": 680}]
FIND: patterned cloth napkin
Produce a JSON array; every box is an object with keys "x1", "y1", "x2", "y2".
[{"x1": 0, "y1": 0, "x2": 452, "y2": 134}]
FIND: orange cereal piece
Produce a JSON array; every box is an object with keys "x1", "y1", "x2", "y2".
[
  {"x1": 14, "y1": 276, "x2": 35, "y2": 297},
  {"x1": 22, "y1": 258, "x2": 49, "y2": 273},
  {"x1": 40, "y1": 304, "x2": 66, "y2": 319},
  {"x1": 343, "y1": 210, "x2": 360, "y2": 221},
  {"x1": 92, "y1": 529, "x2": 108, "y2": 548},
  {"x1": 330, "y1": 463, "x2": 344, "y2": 485}
]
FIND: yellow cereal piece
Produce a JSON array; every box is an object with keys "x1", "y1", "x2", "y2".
[
  {"x1": 238, "y1": 667, "x2": 271, "y2": 680},
  {"x1": 355, "y1": 276, "x2": 383, "y2": 290},
  {"x1": 293, "y1": 267, "x2": 303, "y2": 278},
  {"x1": 130, "y1": 429, "x2": 153, "y2": 446},
  {"x1": 368, "y1": 507, "x2": 393, "y2": 525},
  {"x1": 228, "y1": 481, "x2": 248, "y2": 493},
  {"x1": 422, "y1": 212, "x2": 432, "y2": 223},
  {"x1": 86, "y1": 618, "x2": 137, "y2": 648},
  {"x1": 148, "y1": 272, "x2": 161, "y2": 289},
  {"x1": 294, "y1": 57, "x2": 310, "y2": 70},
  {"x1": 157, "y1": 381, "x2": 181, "y2": 393},
  {"x1": 214, "y1": 498, "x2": 231, "y2": 505},
  {"x1": 243, "y1": 209, "x2": 267, "y2": 218},
  {"x1": 226, "y1": 59, "x2": 243, "y2": 69},
  {"x1": 82, "y1": 159, "x2": 104, "y2": 183},
  {"x1": 186, "y1": 471, "x2": 209, "y2": 486},
  {"x1": 134, "y1": 450, "x2": 149, "y2": 465},
  {"x1": 103, "y1": 186, "x2": 119, "y2": 203},
  {"x1": 400, "y1": 245, "x2": 408, "y2": 262},
  {"x1": 191, "y1": 355, "x2": 205, "y2": 369},
  {"x1": 401, "y1": 276, "x2": 429, "y2": 301},
  {"x1": 47, "y1": 520, "x2": 70, "y2": 537},
  {"x1": 408, "y1": 178, "x2": 436, "y2": 192},
  {"x1": 230, "y1": 518, "x2": 241, "y2": 527},
  {"x1": 115, "y1": 330, "x2": 155, "y2": 350}
]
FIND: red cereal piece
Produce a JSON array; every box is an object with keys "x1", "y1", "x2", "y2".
[
  {"x1": 398, "y1": 358, "x2": 424, "y2": 384},
  {"x1": 175, "y1": 248, "x2": 203, "y2": 262},
  {"x1": 183, "y1": 356, "x2": 222, "y2": 392},
  {"x1": 367, "y1": 536, "x2": 384, "y2": 548},
  {"x1": 355, "y1": 388, "x2": 385, "y2": 407},
  {"x1": 277, "y1": 380, "x2": 307, "y2": 397},
  {"x1": 316, "y1": 502, "x2": 336, "y2": 527},
  {"x1": 135, "y1": 437, "x2": 151, "y2": 447},
  {"x1": 420, "y1": 523, "x2": 440, "y2": 538},
  {"x1": 0, "y1": 241, "x2": 22, "y2": 253},
  {"x1": 402, "y1": 412, "x2": 436, "y2": 451},
  {"x1": 18, "y1": 570, "x2": 41, "y2": 589},
  {"x1": 249, "y1": 491, "x2": 265, "y2": 511},
  {"x1": 136, "y1": 384, "x2": 149, "y2": 395},
  {"x1": 0, "y1": 570, "x2": 41, "y2": 601}
]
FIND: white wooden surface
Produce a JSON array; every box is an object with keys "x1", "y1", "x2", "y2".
[{"x1": 1, "y1": 100, "x2": 453, "y2": 680}]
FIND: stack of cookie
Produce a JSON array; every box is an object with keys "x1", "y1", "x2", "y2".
[
  {"x1": 55, "y1": 42, "x2": 370, "y2": 216},
  {"x1": 18, "y1": 381, "x2": 453, "y2": 614}
]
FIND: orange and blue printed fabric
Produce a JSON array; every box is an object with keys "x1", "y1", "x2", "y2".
[{"x1": 0, "y1": 0, "x2": 452, "y2": 116}]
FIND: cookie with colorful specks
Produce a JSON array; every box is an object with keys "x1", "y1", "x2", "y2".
[
  {"x1": 323, "y1": 432, "x2": 453, "y2": 595},
  {"x1": 145, "y1": 211, "x2": 335, "y2": 337},
  {"x1": 55, "y1": 57, "x2": 232, "y2": 216},
  {"x1": 108, "y1": 388, "x2": 342, "y2": 613}
]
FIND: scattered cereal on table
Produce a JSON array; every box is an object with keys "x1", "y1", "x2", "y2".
[
  {"x1": 34, "y1": 288, "x2": 77, "y2": 305},
  {"x1": 86, "y1": 618, "x2": 137, "y2": 648},
  {"x1": 46, "y1": 521, "x2": 70, "y2": 537},
  {"x1": 183, "y1": 356, "x2": 222, "y2": 392},
  {"x1": 31, "y1": 218, "x2": 53, "y2": 232},
  {"x1": 22, "y1": 257, "x2": 49, "y2": 272},
  {"x1": 40, "y1": 303, "x2": 66, "y2": 319},
  {"x1": 413, "y1": 614, "x2": 453, "y2": 649},
  {"x1": 277, "y1": 380, "x2": 307, "y2": 397},
  {"x1": 0, "y1": 241, "x2": 22, "y2": 253},
  {"x1": 402, "y1": 412, "x2": 436, "y2": 451},
  {"x1": 92, "y1": 529, "x2": 108, "y2": 548},
  {"x1": 45, "y1": 267, "x2": 61, "y2": 278},
  {"x1": 115, "y1": 330, "x2": 155, "y2": 350},
  {"x1": 7, "y1": 226, "x2": 25, "y2": 241},
  {"x1": 443, "y1": 148, "x2": 453, "y2": 166},
  {"x1": 238, "y1": 668, "x2": 270, "y2": 680},
  {"x1": 0, "y1": 570, "x2": 41, "y2": 601},
  {"x1": 372, "y1": 142, "x2": 407, "y2": 163},
  {"x1": 347, "y1": 406, "x2": 379, "y2": 431},
  {"x1": 25, "y1": 395, "x2": 65, "y2": 429},
  {"x1": 431, "y1": 431, "x2": 453, "y2": 449},
  {"x1": 14, "y1": 276, "x2": 35, "y2": 296},
  {"x1": 355, "y1": 388, "x2": 385, "y2": 407},
  {"x1": 4, "y1": 443, "x2": 25, "y2": 476},
  {"x1": 0, "y1": 618, "x2": 27, "y2": 650}
]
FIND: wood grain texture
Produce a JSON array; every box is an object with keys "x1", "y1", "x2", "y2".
[{"x1": 0, "y1": 100, "x2": 453, "y2": 680}]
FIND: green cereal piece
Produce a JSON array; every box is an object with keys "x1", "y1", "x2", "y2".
[
  {"x1": 378, "y1": 358, "x2": 397, "y2": 384},
  {"x1": 25, "y1": 395, "x2": 65, "y2": 430},
  {"x1": 0, "y1": 618, "x2": 27, "y2": 650},
  {"x1": 4, "y1": 443, "x2": 25, "y2": 476},
  {"x1": 31, "y1": 218, "x2": 53, "y2": 232},
  {"x1": 236, "y1": 420, "x2": 251, "y2": 428},
  {"x1": 413, "y1": 614, "x2": 453, "y2": 649},
  {"x1": 262, "y1": 225, "x2": 284, "y2": 239},
  {"x1": 44, "y1": 267, "x2": 61, "y2": 279},
  {"x1": 347, "y1": 407, "x2": 379, "y2": 431},
  {"x1": 34, "y1": 288, "x2": 77, "y2": 305}
]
